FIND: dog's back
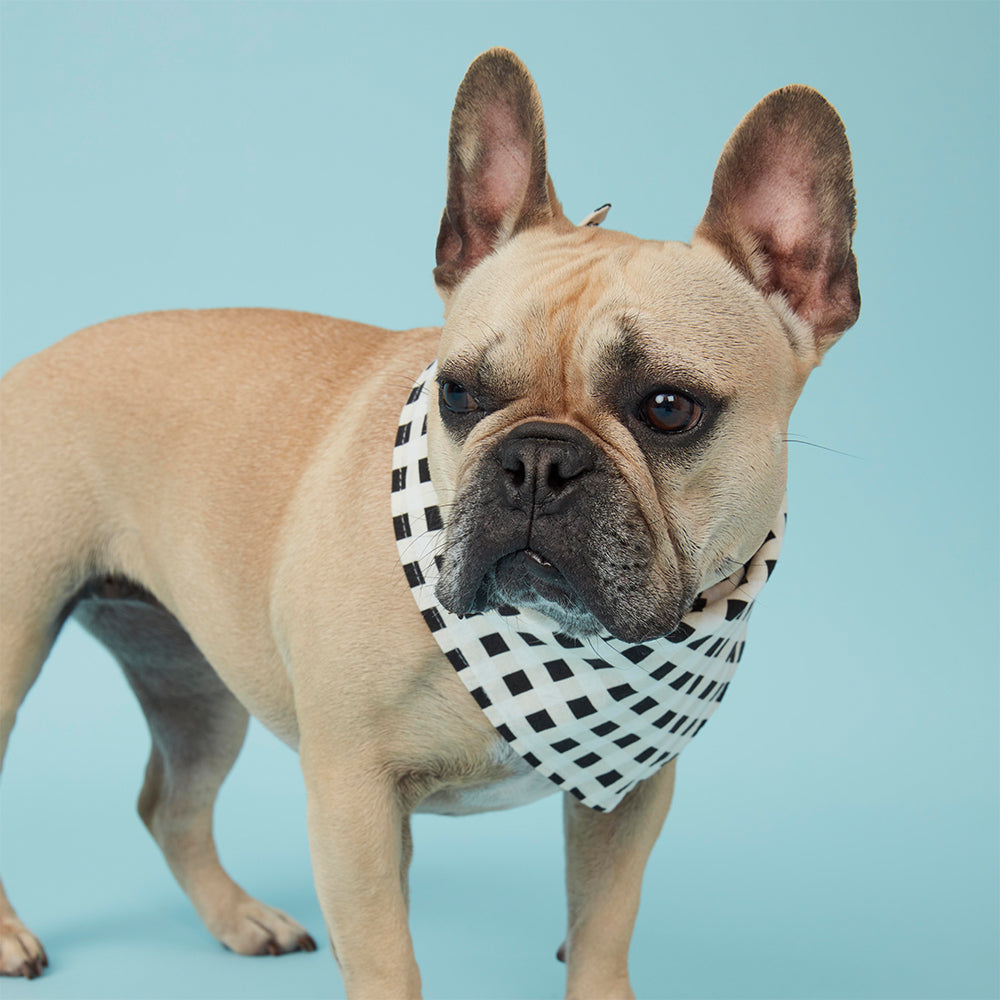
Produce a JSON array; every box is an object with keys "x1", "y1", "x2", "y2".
[{"x1": 1, "y1": 307, "x2": 432, "y2": 607}]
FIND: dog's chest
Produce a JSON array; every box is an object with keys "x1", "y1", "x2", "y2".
[{"x1": 414, "y1": 739, "x2": 558, "y2": 816}]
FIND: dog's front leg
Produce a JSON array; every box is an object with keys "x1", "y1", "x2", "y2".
[
  {"x1": 301, "y1": 746, "x2": 420, "y2": 1000},
  {"x1": 561, "y1": 760, "x2": 677, "y2": 1000}
]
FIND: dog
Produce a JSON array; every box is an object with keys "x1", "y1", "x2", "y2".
[{"x1": 0, "y1": 47, "x2": 858, "y2": 999}]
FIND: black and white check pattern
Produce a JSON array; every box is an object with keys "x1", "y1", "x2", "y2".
[{"x1": 392, "y1": 363, "x2": 786, "y2": 811}]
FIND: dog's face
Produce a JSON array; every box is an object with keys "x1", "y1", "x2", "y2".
[{"x1": 427, "y1": 50, "x2": 859, "y2": 643}]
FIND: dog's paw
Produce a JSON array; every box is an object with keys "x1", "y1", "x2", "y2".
[
  {"x1": 0, "y1": 918, "x2": 48, "y2": 978},
  {"x1": 212, "y1": 898, "x2": 317, "y2": 957}
]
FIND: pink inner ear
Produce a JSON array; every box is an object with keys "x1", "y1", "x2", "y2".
[
  {"x1": 737, "y1": 135, "x2": 845, "y2": 323},
  {"x1": 697, "y1": 87, "x2": 859, "y2": 344},
  {"x1": 473, "y1": 100, "x2": 533, "y2": 224},
  {"x1": 741, "y1": 141, "x2": 819, "y2": 258}
]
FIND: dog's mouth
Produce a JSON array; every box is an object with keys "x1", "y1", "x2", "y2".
[
  {"x1": 518, "y1": 547, "x2": 556, "y2": 576},
  {"x1": 497, "y1": 548, "x2": 573, "y2": 599},
  {"x1": 481, "y1": 547, "x2": 603, "y2": 635},
  {"x1": 437, "y1": 527, "x2": 692, "y2": 641}
]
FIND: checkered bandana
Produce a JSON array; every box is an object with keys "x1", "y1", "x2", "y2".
[{"x1": 391, "y1": 363, "x2": 785, "y2": 811}]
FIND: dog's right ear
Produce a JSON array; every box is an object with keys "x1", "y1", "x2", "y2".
[{"x1": 434, "y1": 48, "x2": 565, "y2": 298}]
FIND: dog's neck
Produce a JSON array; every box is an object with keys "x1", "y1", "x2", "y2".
[{"x1": 391, "y1": 364, "x2": 785, "y2": 811}]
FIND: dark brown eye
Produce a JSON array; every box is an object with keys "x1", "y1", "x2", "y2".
[
  {"x1": 638, "y1": 390, "x2": 702, "y2": 433},
  {"x1": 441, "y1": 381, "x2": 479, "y2": 414}
]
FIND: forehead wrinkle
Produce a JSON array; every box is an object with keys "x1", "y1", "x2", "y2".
[
  {"x1": 447, "y1": 239, "x2": 657, "y2": 409},
  {"x1": 539, "y1": 261, "x2": 630, "y2": 376},
  {"x1": 592, "y1": 312, "x2": 648, "y2": 372},
  {"x1": 594, "y1": 322, "x2": 735, "y2": 401},
  {"x1": 479, "y1": 335, "x2": 533, "y2": 398}
]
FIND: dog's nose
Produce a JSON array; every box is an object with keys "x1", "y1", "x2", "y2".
[{"x1": 497, "y1": 421, "x2": 597, "y2": 512}]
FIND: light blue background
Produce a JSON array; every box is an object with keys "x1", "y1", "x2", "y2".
[{"x1": 1, "y1": 2, "x2": 997, "y2": 998}]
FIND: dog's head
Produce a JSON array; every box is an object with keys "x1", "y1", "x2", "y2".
[{"x1": 427, "y1": 49, "x2": 859, "y2": 644}]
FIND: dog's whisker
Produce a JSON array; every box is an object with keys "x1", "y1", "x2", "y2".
[{"x1": 784, "y1": 437, "x2": 860, "y2": 459}]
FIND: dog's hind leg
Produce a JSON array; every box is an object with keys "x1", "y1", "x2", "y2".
[
  {"x1": 0, "y1": 618, "x2": 57, "y2": 978},
  {"x1": 73, "y1": 594, "x2": 317, "y2": 958}
]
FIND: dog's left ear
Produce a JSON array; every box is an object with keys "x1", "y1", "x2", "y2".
[
  {"x1": 694, "y1": 86, "x2": 860, "y2": 356},
  {"x1": 434, "y1": 48, "x2": 568, "y2": 298}
]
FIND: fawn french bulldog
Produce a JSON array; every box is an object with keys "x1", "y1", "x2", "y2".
[{"x1": 0, "y1": 47, "x2": 857, "y2": 999}]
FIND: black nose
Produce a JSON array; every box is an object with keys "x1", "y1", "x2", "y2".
[{"x1": 497, "y1": 421, "x2": 598, "y2": 512}]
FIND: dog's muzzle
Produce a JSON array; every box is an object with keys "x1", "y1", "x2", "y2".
[
  {"x1": 485, "y1": 421, "x2": 604, "y2": 630},
  {"x1": 437, "y1": 417, "x2": 686, "y2": 641}
]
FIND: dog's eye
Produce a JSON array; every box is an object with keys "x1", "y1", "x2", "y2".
[
  {"x1": 440, "y1": 381, "x2": 480, "y2": 414},
  {"x1": 638, "y1": 390, "x2": 702, "y2": 433}
]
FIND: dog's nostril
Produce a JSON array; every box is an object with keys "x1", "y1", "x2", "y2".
[
  {"x1": 545, "y1": 451, "x2": 590, "y2": 491},
  {"x1": 503, "y1": 458, "x2": 526, "y2": 488},
  {"x1": 546, "y1": 462, "x2": 570, "y2": 492}
]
